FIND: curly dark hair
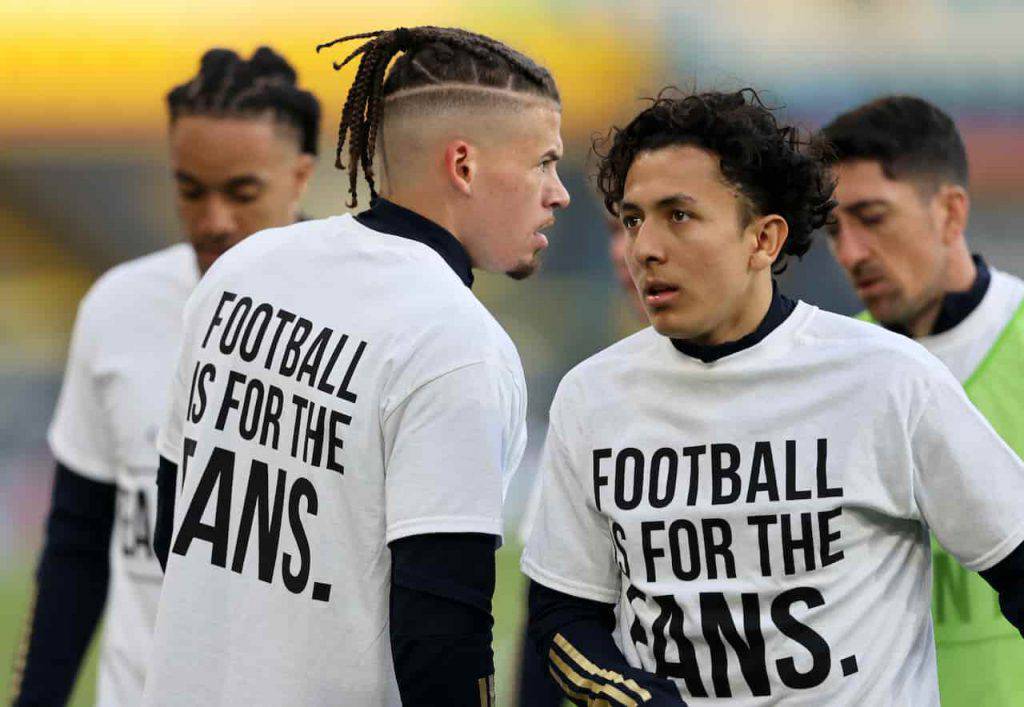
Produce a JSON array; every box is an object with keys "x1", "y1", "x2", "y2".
[{"x1": 595, "y1": 88, "x2": 835, "y2": 273}]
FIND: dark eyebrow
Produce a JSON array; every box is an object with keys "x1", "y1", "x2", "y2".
[
  {"x1": 619, "y1": 193, "x2": 697, "y2": 213},
  {"x1": 174, "y1": 170, "x2": 200, "y2": 185},
  {"x1": 655, "y1": 193, "x2": 697, "y2": 209},
  {"x1": 174, "y1": 172, "x2": 265, "y2": 191},
  {"x1": 223, "y1": 175, "x2": 266, "y2": 191},
  {"x1": 842, "y1": 199, "x2": 889, "y2": 215}
]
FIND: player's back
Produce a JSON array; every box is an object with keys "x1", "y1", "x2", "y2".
[{"x1": 144, "y1": 215, "x2": 526, "y2": 706}]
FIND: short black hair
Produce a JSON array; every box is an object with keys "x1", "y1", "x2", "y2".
[
  {"x1": 819, "y1": 95, "x2": 968, "y2": 188},
  {"x1": 167, "y1": 47, "x2": 321, "y2": 155},
  {"x1": 596, "y1": 88, "x2": 835, "y2": 273},
  {"x1": 316, "y1": 27, "x2": 560, "y2": 206}
]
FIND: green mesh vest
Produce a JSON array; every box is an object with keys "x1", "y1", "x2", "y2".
[{"x1": 858, "y1": 302, "x2": 1024, "y2": 705}]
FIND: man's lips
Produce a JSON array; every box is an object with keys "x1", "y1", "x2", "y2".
[
  {"x1": 854, "y1": 275, "x2": 888, "y2": 297},
  {"x1": 533, "y1": 220, "x2": 555, "y2": 250},
  {"x1": 643, "y1": 281, "x2": 680, "y2": 307}
]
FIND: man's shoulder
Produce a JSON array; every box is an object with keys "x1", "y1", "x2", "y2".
[
  {"x1": 803, "y1": 308, "x2": 954, "y2": 390},
  {"x1": 204, "y1": 216, "x2": 344, "y2": 276},
  {"x1": 76, "y1": 242, "x2": 195, "y2": 327},
  {"x1": 90, "y1": 242, "x2": 195, "y2": 297},
  {"x1": 989, "y1": 268, "x2": 1024, "y2": 313},
  {"x1": 555, "y1": 327, "x2": 660, "y2": 397}
]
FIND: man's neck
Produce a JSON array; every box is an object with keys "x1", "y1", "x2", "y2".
[
  {"x1": 379, "y1": 188, "x2": 463, "y2": 247},
  {"x1": 699, "y1": 275, "x2": 774, "y2": 346},
  {"x1": 904, "y1": 245, "x2": 977, "y2": 338}
]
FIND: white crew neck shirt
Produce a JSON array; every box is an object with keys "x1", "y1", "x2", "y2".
[
  {"x1": 146, "y1": 215, "x2": 527, "y2": 706},
  {"x1": 523, "y1": 302, "x2": 1024, "y2": 706}
]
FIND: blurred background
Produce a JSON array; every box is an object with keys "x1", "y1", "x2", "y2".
[{"x1": 3, "y1": 0, "x2": 1023, "y2": 702}]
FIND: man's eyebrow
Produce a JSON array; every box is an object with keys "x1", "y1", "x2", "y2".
[
  {"x1": 174, "y1": 170, "x2": 200, "y2": 185},
  {"x1": 655, "y1": 193, "x2": 697, "y2": 209},
  {"x1": 541, "y1": 148, "x2": 561, "y2": 161},
  {"x1": 223, "y1": 175, "x2": 266, "y2": 190},
  {"x1": 842, "y1": 199, "x2": 889, "y2": 214}
]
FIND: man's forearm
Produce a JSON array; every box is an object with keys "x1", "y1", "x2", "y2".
[
  {"x1": 979, "y1": 540, "x2": 1024, "y2": 636},
  {"x1": 389, "y1": 533, "x2": 497, "y2": 706},
  {"x1": 11, "y1": 463, "x2": 114, "y2": 706},
  {"x1": 527, "y1": 580, "x2": 686, "y2": 706}
]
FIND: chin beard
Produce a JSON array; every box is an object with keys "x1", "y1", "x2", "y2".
[{"x1": 505, "y1": 252, "x2": 542, "y2": 281}]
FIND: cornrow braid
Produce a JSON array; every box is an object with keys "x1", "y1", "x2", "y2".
[
  {"x1": 167, "y1": 46, "x2": 321, "y2": 155},
  {"x1": 316, "y1": 26, "x2": 560, "y2": 207}
]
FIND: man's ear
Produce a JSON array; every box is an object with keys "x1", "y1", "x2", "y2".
[
  {"x1": 748, "y1": 214, "x2": 789, "y2": 272},
  {"x1": 937, "y1": 184, "x2": 969, "y2": 246},
  {"x1": 292, "y1": 153, "x2": 316, "y2": 201},
  {"x1": 444, "y1": 140, "x2": 476, "y2": 196}
]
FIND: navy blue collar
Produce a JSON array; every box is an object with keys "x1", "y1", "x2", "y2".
[
  {"x1": 354, "y1": 198, "x2": 474, "y2": 288},
  {"x1": 886, "y1": 254, "x2": 990, "y2": 338},
  {"x1": 671, "y1": 282, "x2": 797, "y2": 363}
]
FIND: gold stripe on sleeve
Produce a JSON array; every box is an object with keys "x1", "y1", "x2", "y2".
[
  {"x1": 550, "y1": 649, "x2": 639, "y2": 707},
  {"x1": 553, "y1": 633, "x2": 654, "y2": 702},
  {"x1": 477, "y1": 674, "x2": 494, "y2": 707},
  {"x1": 548, "y1": 665, "x2": 613, "y2": 707}
]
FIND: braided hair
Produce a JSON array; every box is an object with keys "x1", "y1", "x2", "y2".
[
  {"x1": 316, "y1": 27, "x2": 560, "y2": 207},
  {"x1": 167, "y1": 47, "x2": 321, "y2": 156}
]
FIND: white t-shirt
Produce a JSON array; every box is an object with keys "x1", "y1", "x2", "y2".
[
  {"x1": 145, "y1": 215, "x2": 527, "y2": 706},
  {"x1": 522, "y1": 302, "x2": 1024, "y2": 706},
  {"x1": 48, "y1": 243, "x2": 199, "y2": 707},
  {"x1": 916, "y1": 268, "x2": 1024, "y2": 383}
]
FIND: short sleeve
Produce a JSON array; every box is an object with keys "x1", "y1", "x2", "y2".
[
  {"x1": 521, "y1": 381, "x2": 620, "y2": 604},
  {"x1": 912, "y1": 369, "x2": 1024, "y2": 571},
  {"x1": 47, "y1": 294, "x2": 117, "y2": 482},
  {"x1": 383, "y1": 360, "x2": 525, "y2": 544}
]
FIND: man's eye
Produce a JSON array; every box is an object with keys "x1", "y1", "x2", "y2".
[
  {"x1": 179, "y1": 189, "x2": 204, "y2": 201},
  {"x1": 670, "y1": 210, "x2": 690, "y2": 223},
  {"x1": 861, "y1": 214, "x2": 884, "y2": 227},
  {"x1": 227, "y1": 191, "x2": 259, "y2": 204},
  {"x1": 621, "y1": 215, "x2": 641, "y2": 229}
]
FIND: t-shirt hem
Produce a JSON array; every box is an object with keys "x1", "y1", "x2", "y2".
[
  {"x1": 385, "y1": 517, "x2": 503, "y2": 544},
  {"x1": 47, "y1": 430, "x2": 115, "y2": 484},
  {"x1": 520, "y1": 557, "x2": 620, "y2": 604},
  {"x1": 962, "y1": 520, "x2": 1024, "y2": 572},
  {"x1": 156, "y1": 435, "x2": 182, "y2": 466}
]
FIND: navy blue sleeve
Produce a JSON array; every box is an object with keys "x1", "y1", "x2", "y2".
[
  {"x1": 516, "y1": 608, "x2": 564, "y2": 707},
  {"x1": 11, "y1": 463, "x2": 115, "y2": 707},
  {"x1": 527, "y1": 580, "x2": 686, "y2": 706},
  {"x1": 154, "y1": 455, "x2": 177, "y2": 572},
  {"x1": 389, "y1": 533, "x2": 498, "y2": 706},
  {"x1": 979, "y1": 540, "x2": 1024, "y2": 636}
]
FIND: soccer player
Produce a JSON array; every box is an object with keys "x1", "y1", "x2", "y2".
[
  {"x1": 521, "y1": 89, "x2": 1024, "y2": 705},
  {"x1": 821, "y1": 95, "x2": 1024, "y2": 705},
  {"x1": 146, "y1": 27, "x2": 568, "y2": 706},
  {"x1": 9, "y1": 47, "x2": 320, "y2": 707}
]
